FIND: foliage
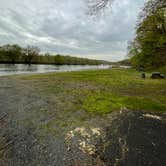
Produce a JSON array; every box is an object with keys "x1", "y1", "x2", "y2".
[
  {"x1": 0, "y1": 44, "x2": 107, "y2": 65},
  {"x1": 114, "y1": 59, "x2": 131, "y2": 66},
  {"x1": 0, "y1": 44, "x2": 22, "y2": 64},
  {"x1": 54, "y1": 54, "x2": 65, "y2": 65},
  {"x1": 155, "y1": 65, "x2": 166, "y2": 75},
  {"x1": 128, "y1": 0, "x2": 166, "y2": 69}
]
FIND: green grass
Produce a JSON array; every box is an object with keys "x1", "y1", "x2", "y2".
[
  {"x1": 83, "y1": 91, "x2": 166, "y2": 113},
  {"x1": 158, "y1": 66, "x2": 166, "y2": 75},
  {"x1": 18, "y1": 68, "x2": 166, "y2": 114}
]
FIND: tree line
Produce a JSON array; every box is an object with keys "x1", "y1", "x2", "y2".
[
  {"x1": 0, "y1": 44, "x2": 108, "y2": 65},
  {"x1": 128, "y1": 0, "x2": 166, "y2": 69}
]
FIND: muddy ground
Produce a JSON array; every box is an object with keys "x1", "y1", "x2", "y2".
[{"x1": 0, "y1": 76, "x2": 166, "y2": 166}]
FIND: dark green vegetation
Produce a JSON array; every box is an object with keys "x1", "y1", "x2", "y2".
[
  {"x1": 0, "y1": 44, "x2": 107, "y2": 65},
  {"x1": 20, "y1": 68, "x2": 166, "y2": 114},
  {"x1": 128, "y1": 0, "x2": 166, "y2": 70},
  {"x1": 113, "y1": 59, "x2": 131, "y2": 66}
]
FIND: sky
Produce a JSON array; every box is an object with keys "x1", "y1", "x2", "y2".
[{"x1": 0, "y1": 0, "x2": 145, "y2": 61}]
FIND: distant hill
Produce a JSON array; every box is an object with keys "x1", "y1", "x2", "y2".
[{"x1": 111, "y1": 59, "x2": 131, "y2": 66}]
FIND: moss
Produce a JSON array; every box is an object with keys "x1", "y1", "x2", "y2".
[{"x1": 83, "y1": 91, "x2": 166, "y2": 114}]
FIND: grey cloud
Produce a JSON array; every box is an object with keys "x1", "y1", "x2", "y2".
[{"x1": 0, "y1": 0, "x2": 145, "y2": 61}]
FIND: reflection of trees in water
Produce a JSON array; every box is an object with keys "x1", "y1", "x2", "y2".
[
  {"x1": 2, "y1": 64, "x2": 18, "y2": 72},
  {"x1": 1, "y1": 64, "x2": 38, "y2": 72},
  {"x1": 26, "y1": 65, "x2": 38, "y2": 72},
  {"x1": 0, "y1": 64, "x2": 110, "y2": 76}
]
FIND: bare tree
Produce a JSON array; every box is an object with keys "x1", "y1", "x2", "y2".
[
  {"x1": 25, "y1": 46, "x2": 40, "y2": 65},
  {"x1": 86, "y1": 0, "x2": 114, "y2": 17}
]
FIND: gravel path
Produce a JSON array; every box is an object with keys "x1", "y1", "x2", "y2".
[
  {"x1": 0, "y1": 76, "x2": 166, "y2": 166},
  {"x1": 0, "y1": 77, "x2": 99, "y2": 165}
]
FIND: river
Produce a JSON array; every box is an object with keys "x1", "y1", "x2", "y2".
[{"x1": 0, "y1": 64, "x2": 110, "y2": 76}]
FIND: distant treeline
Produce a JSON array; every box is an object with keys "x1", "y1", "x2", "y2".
[
  {"x1": 0, "y1": 44, "x2": 108, "y2": 65},
  {"x1": 113, "y1": 59, "x2": 131, "y2": 66}
]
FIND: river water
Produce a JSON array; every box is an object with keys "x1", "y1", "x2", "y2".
[{"x1": 0, "y1": 64, "x2": 110, "y2": 76}]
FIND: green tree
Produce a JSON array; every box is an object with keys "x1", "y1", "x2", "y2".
[
  {"x1": 54, "y1": 54, "x2": 64, "y2": 65},
  {"x1": 0, "y1": 44, "x2": 22, "y2": 64},
  {"x1": 129, "y1": 0, "x2": 166, "y2": 69}
]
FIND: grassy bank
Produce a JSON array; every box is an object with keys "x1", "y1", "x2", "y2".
[
  {"x1": 1, "y1": 68, "x2": 166, "y2": 165},
  {"x1": 18, "y1": 68, "x2": 166, "y2": 114}
]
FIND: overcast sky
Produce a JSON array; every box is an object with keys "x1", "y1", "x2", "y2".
[{"x1": 0, "y1": 0, "x2": 145, "y2": 61}]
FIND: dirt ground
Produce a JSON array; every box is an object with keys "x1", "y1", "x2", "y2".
[{"x1": 0, "y1": 76, "x2": 166, "y2": 166}]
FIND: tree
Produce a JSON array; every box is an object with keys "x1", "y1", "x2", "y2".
[
  {"x1": 129, "y1": 0, "x2": 166, "y2": 69},
  {"x1": 9, "y1": 44, "x2": 22, "y2": 64},
  {"x1": 54, "y1": 54, "x2": 64, "y2": 65},
  {"x1": 0, "y1": 44, "x2": 22, "y2": 64},
  {"x1": 24, "y1": 46, "x2": 40, "y2": 65},
  {"x1": 87, "y1": 0, "x2": 114, "y2": 17}
]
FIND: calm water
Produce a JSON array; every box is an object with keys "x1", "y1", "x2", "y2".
[{"x1": 0, "y1": 64, "x2": 110, "y2": 76}]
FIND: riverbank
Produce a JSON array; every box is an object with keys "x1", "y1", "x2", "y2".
[
  {"x1": 0, "y1": 68, "x2": 166, "y2": 165},
  {"x1": 18, "y1": 68, "x2": 166, "y2": 113}
]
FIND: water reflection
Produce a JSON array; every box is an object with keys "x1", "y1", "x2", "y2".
[{"x1": 0, "y1": 64, "x2": 110, "y2": 76}]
